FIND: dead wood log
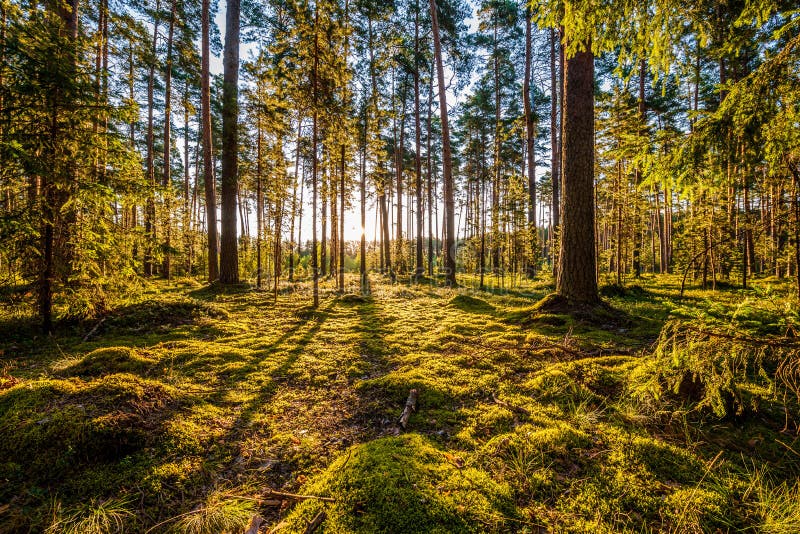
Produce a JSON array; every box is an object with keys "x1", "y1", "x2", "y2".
[{"x1": 399, "y1": 388, "x2": 418, "y2": 428}]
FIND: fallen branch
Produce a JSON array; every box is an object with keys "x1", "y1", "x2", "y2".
[
  {"x1": 303, "y1": 510, "x2": 326, "y2": 534},
  {"x1": 265, "y1": 490, "x2": 335, "y2": 503},
  {"x1": 399, "y1": 388, "x2": 418, "y2": 429},
  {"x1": 82, "y1": 317, "x2": 106, "y2": 342},
  {"x1": 491, "y1": 393, "x2": 531, "y2": 417}
]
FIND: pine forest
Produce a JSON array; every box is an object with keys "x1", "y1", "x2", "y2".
[{"x1": 1, "y1": 0, "x2": 800, "y2": 532}]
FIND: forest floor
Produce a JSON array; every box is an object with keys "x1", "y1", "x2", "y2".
[{"x1": 1, "y1": 274, "x2": 799, "y2": 533}]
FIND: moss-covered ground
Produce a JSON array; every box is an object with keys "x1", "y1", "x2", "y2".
[{"x1": 1, "y1": 274, "x2": 799, "y2": 532}]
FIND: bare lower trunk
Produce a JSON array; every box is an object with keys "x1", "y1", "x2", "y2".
[
  {"x1": 219, "y1": 0, "x2": 240, "y2": 283},
  {"x1": 556, "y1": 41, "x2": 598, "y2": 304},
  {"x1": 430, "y1": 0, "x2": 456, "y2": 285},
  {"x1": 202, "y1": 0, "x2": 218, "y2": 281}
]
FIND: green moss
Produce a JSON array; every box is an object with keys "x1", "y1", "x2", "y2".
[
  {"x1": 1, "y1": 275, "x2": 796, "y2": 532},
  {"x1": 448, "y1": 294, "x2": 495, "y2": 314},
  {"x1": 283, "y1": 434, "x2": 518, "y2": 533},
  {"x1": 0, "y1": 373, "x2": 179, "y2": 482},
  {"x1": 58, "y1": 347, "x2": 158, "y2": 377}
]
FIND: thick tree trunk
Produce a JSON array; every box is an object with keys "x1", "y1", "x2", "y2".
[
  {"x1": 492, "y1": 20, "x2": 501, "y2": 275},
  {"x1": 556, "y1": 41, "x2": 598, "y2": 304},
  {"x1": 429, "y1": 0, "x2": 456, "y2": 286},
  {"x1": 202, "y1": 0, "x2": 218, "y2": 281},
  {"x1": 219, "y1": 0, "x2": 240, "y2": 283}
]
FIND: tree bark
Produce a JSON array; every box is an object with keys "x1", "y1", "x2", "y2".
[
  {"x1": 429, "y1": 0, "x2": 456, "y2": 285},
  {"x1": 550, "y1": 28, "x2": 561, "y2": 278},
  {"x1": 556, "y1": 40, "x2": 598, "y2": 304},
  {"x1": 219, "y1": 0, "x2": 241, "y2": 283},
  {"x1": 311, "y1": 3, "x2": 320, "y2": 306},
  {"x1": 162, "y1": 0, "x2": 176, "y2": 279},
  {"x1": 413, "y1": 0, "x2": 424, "y2": 279},
  {"x1": 202, "y1": 0, "x2": 218, "y2": 281},
  {"x1": 524, "y1": 9, "x2": 536, "y2": 278},
  {"x1": 144, "y1": 0, "x2": 160, "y2": 277}
]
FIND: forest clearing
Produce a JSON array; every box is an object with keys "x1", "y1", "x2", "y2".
[
  {"x1": 1, "y1": 275, "x2": 800, "y2": 532},
  {"x1": 2, "y1": 0, "x2": 800, "y2": 530}
]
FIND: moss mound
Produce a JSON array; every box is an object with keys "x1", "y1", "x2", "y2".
[
  {"x1": 283, "y1": 434, "x2": 517, "y2": 533},
  {"x1": 448, "y1": 294, "x2": 495, "y2": 314},
  {"x1": 104, "y1": 297, "x2": 228, "y2": 332},
  {"x1": 0, "y1": 373, "x2": 179, "y2": 483},
  {"x1": 59, "y1": 347, "x2": 158, "y2": 377}
]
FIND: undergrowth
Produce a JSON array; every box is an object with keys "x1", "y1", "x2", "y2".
[{"x1": 1, "y1": 274, "x2": 799, "y2": 532}]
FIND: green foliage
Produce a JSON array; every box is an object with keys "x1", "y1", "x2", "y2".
[
  {"x1": 46, "y1": 498, "x2": 133, "y2": 534},
  {"x1": 628, "y1": 317, "x2": 800, "y2": 418},
  {"x1": 172, "y1": 491, "x2": 256, "y2": 534}
]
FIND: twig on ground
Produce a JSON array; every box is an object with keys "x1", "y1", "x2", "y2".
[
  {"x1": 303, "y1": 510, "x2": 326, "y2": 534},
  {"x1": 82, "y1": 317, "x2": 106, "y2": 342},
  {"x1": 491, "y1": 392, "x2": 531, "y2": 417},
  {"x1": 399, "y1": 388, "x2": 418, "y2": 429}
]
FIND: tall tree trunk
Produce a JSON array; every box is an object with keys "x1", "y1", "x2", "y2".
[
  {"x1": 550, "y1": 28, "x2": 561, "y2": 278},
  {"x1": 524, "y1": 9, "x2": 536, "y2": 278},
  {"x1": 491, "y1": 19, "x2": 500, "y2": 275},
  {"x1": 360, "y1": 103, "x2": 367, "y2": 288},
  {"x1": 311, "y1": 4, "x2": 320, "y2": 307},
  {"x1": 427, "y1": 66, "x2": 434, "y2": 276},
  {"x1": 256, "y1": 117, "x2": 263, "y2": 289},
  {"x1": 144, "y1": 0, "x2": 160, "y2": 277},
  {"x1": 380, "y1": 182, "x2": 393, "y2": 277},
  {"x1": 339, "y1": 144, "x2": 346, "y2": 290},
  {"x1": 183, "y1": 83, "x2": 192, "y2": 274},
  {"x1": 413, "y1": 0, "x2": 424, "y2": 279},
  {"x1": 202, "y1": 0, "x2": 218, "y2": 281},
  {"x1": 632, "y1": 58, "x2": 646, "y2": 278},
  {"x1": 556, "y1": 40, "x2": 598, "y2": 304},
  {"x1": 429, "y1": 0, "x2": 456, "y2": 286},
  {"x1": 395, "y1": 78, "x2": 406, "y2": 274},
  {"x1": 792, "y1": 167, "x2": 800, "y2": 300},
  {"x1": 162, "y1": 0, "x2": 176, "y2": 279},
  {"x1": 219, "y1": 0, "x2": 240, "y2": 283},
  {"x1": 289, "y1": 117, "x2": 302, "y2": 282},
  {"x1": 321, "y1": 158, "x2": 328, "y2": 277}
]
